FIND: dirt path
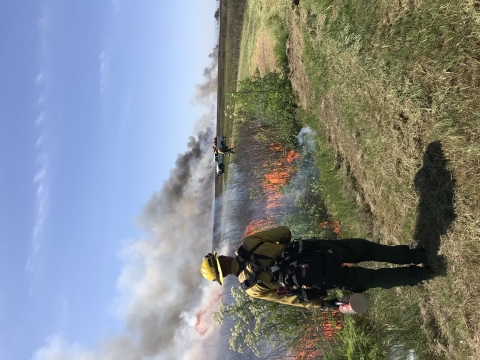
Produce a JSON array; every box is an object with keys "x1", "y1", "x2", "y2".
[{"x1": 249, "y1": 28, "x2": 278, "y2": 75}]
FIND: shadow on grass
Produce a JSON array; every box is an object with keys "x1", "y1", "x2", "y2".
[{"x1": 413, "y1": 141, "x2": 456, "y2": 277}]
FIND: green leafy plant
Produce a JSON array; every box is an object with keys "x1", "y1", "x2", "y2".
[{"x1": 230, "y1": 70, "x2": 301, "y2": 148}]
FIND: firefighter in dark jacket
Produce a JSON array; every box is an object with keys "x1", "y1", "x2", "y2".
[{"x1": 200, "y1": 226, "x2": 433, "y2": 308}]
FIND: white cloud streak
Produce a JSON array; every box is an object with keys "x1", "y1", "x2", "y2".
[
  {"x1": 27, "y1": 7, "x2": 51, "y2": 275},
  {"x1": 99, "y1": 50, "x2": 109, "y2": 95}
]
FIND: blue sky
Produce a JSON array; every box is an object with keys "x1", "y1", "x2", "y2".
[{"x1": 0, "y1": 1, "x2": 219, "y2": 359}]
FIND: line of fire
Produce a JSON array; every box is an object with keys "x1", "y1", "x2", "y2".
[{"x1": 214, "y1": 122, "x2": 344, "y2": 359}]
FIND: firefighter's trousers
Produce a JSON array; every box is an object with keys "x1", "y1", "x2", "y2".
[{"x1": 310, "y1": 238, "x2": 427, "y2": 292}]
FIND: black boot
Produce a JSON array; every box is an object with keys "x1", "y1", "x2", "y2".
[
  {"x1": 410, "y1": 241, "x2": 429, "y2": 265},
  {"x1": 418, "y1": 266, "x2": 436, "y2": 282}
]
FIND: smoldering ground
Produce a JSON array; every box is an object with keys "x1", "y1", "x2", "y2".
[{"x1": 32, "y1": 49, "x2": 223, "y2": 360}]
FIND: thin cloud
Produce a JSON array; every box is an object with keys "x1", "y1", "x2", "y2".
[
  {"x1": 27, "y1": 7, "x2": 51, "y2": 276},
  {"x1": 26, "y1": 124, "x2": 49, "y2": 274},
  {"x1": 99, "y1": 50, "x2": 109, "y2": 94},
  {"x1": 36, "y1": 71, "x2": 45, "y2": 84}
]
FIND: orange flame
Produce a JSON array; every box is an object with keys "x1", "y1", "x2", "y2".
[
  {"x1": 270, "y1": 142, "x2": 282, "y2": 151},
  {"x1": 293, "y1": 311, "x2": 343, "y2": 359},
  {"x1": 265, "y1": 191, "x2": 283, "y2": 210},
  {"x1": 318, "y1": 219, "x2": 341, "y2": 235},
  {"x1": 244, "y1": 219, "x2": 276, "y2": 236},
  {"x1": 245, "y1": 146, "x2": 301, "y2": 236},
  {"x1": 262, "y1": 150, "x2": 299, "y2": 191},
  {"x1": 287, "y1": 149, "x2": 301, "y2": 163},
  {"x1": 194, "y1": 309, "x2": 208, "y2": 336},
  {"x1": 194, "y1": 291, "x2": 223, "y2": 336}
]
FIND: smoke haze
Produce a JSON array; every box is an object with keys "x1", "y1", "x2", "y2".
[
  {"x1": 32, "y1": 49, "x2": 222, "y2": 360},
  {"x1": 194, "y1": 46, "x2": 219, "y2": 106}
]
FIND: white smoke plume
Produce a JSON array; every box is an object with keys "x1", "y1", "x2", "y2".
[
  {"x1": 193, "y1": 46, "x2": 218, "y2": 106},
  {"x1": 297, "y1": 126, "x2": 316, "y2": 149},
  {"x1": 32, "y1": 48, "x2": 223, "y2": 360}
]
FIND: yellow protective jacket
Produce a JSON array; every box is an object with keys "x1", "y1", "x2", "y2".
[{"x1": 230, "y1": 226, "x2": 325, "y2": 308}]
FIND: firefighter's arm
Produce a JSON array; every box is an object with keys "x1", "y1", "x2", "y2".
[
  {"x1": 246, "y1": 226, "x2": 292, "y2": 245},
  {"x1": 246, "y1": 286, "x2": 330, "y2": 309}
]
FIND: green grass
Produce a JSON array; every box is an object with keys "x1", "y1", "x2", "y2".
[
  {"x1": 237, "y1": 0, "x2": 258, "y2": 82},
  {"x1": 222, "y1": 0, "x2": 246, "y2": 139},
  {"x1": 301, "y1": 111, "x2": 372, "y2": 240},
  {"x1": 296, "y1": 0, "x2": 480, "y2": 358},
  {"x1": 268, "y1": 15, "x2": 289, "y2": 70},
  {"x1": 228, "y1": 0, "x2": 480, "y2": 358},
  {"x1": 237, "y1": 0, "x2": 293, "y2": 81}
]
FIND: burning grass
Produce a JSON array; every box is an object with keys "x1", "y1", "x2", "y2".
[
  {"x1": 318, "y1": 220, "x2": 341, "y2": 236},
  {"x1": 244, "y1": 218, "x2": 276, "y2": 236},
  {"x1": 262, "y1": 145, "x2": 299, "y2": 190},
  {"x1": 236, "y1": 134, "x2": 334, "y2": 240},
  {"x1": 293, "y1": 311, "x2": 344, "y2": 360},
  {"x1": 242, "y1": 143, "x2": 302, "y2": 233}
]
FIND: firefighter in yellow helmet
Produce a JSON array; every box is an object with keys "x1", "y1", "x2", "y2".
[
  {"x1": 200, "y1": 251, "x2": 224, "y2": 285},
  {"x1": 200, "y1": 227, "x2": 340, "y2": 308},
  {"x1": 200, "y1": 226, "x2": 433, "y2": 309}
]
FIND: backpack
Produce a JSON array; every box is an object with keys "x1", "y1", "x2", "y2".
[{"x1": 236, "y1": 240, "x2": 342, "y2": 302}]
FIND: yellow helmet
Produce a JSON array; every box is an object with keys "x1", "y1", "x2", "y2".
[{"x1": 200, "y1": 251, "x2": 224, "y2": 285}]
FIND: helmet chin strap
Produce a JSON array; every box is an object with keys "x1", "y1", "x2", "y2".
[{"x1": 218, "y1": 256, "x2": 233, "y2": 277}]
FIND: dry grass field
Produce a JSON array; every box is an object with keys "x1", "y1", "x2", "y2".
[{"x1": 229, "y1": 0, "x2": 480, "y2": 358}]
